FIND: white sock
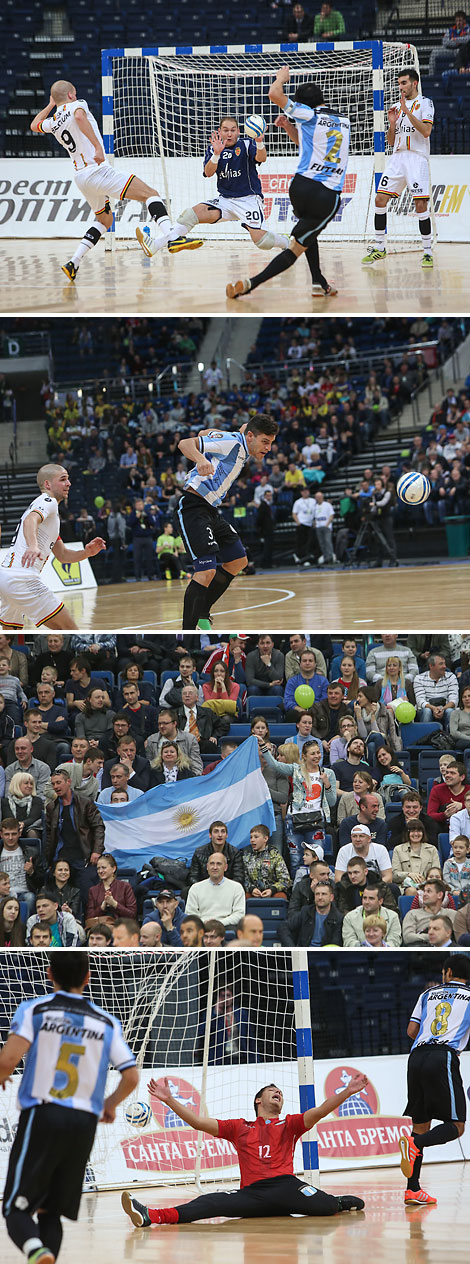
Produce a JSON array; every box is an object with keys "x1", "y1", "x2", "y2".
[
  {"x1": 417, "y1": 210, "x2": 432, "y2": 252},
  {"x1": 256, "y1": 230, "x2": 289, "y2": 250},
  {"x1": 72, "y1": 220, "x2": 107, "y2": 266}
]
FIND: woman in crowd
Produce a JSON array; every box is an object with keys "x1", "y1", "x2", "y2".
[
  {"x1": 329, "y1": 715, "x2": 359, "y2": 764},
  {"x1": 378, "y1": 656, "x2": 414, "y2": 709},
  {"x1": 391, "y1": 820, "x2": 440, "y2": 894},
  {"x1": 202, "y1": 661, "x2": 241, "y2": 716},
  {"x1": 354, "y1": 685, "x2": 402, "y2": 756},
  {"x1": 372, "y1": 744, "x2": 412, "y2": 801},
  {"x1": 336, "y1": 769, "x2": 386, "y2": 823},
  {"x1": 86, "y1": 853, "x2": 137, "y2": 927},
  {"x1": 47, "y1": 857, "x2": 82, "y2": 921},
  {"x1": 259, "y1": 738, "x2": 337, "y2": 876},
  {"x1": 118, "y1": 661, "x2": 156, "y2": 706},
  {"x1": 150, "y1": 741, "x2": 194, "y2": 786},
  {"x1": 0, "y1": 772, "x2": 43, "y2": 838},
  {"x1": 337, "y1": 655, "x2": 366, "y2": 701},
  {"x1": 449, "y1": 686, "x2": 470, "y2": 749},
  {"x1": 0, "y1": 895, "x2": 25, "y2": 946}
]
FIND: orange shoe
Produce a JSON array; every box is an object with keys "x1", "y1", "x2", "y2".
[
  {"x1": 404, "y1": 1189, "x2": 437, "y2": 1206},
  {"x1": 399, "y1": 1134, "x2": 421, "y2": 1178}
]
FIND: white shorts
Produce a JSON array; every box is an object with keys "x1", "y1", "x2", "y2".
[
  {"x1": 377, "y1": 151, "x2": 430, "y2": 200},
  {"x1": 74, "y1": 162, "x2": 137, "y2": 213},
  {"x1": 205, "y1": 193, "x2": 265, "y2": 227},
  {"x1": 0, "y1": 570, "x2": 64, "y2": 629}
]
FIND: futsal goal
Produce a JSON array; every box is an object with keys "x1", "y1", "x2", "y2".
[
  {"x1": 0, "y1": 949, "x2": 318, "y2": 1194},
  {"x1": 101, "y1": 41, "x2": 423, "y2": 248}
]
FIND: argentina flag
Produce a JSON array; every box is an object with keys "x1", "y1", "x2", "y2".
[{"x1": 97, "y1": 736, "x2": 276, "y2": 868}]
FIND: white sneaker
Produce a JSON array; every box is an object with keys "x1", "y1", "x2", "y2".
[
  {"x1": 136, "y1": 225, "x2": 167, "y2": 257},
  {"x1": 317, "y1": 555, "x2": 324, "y2": 565}
]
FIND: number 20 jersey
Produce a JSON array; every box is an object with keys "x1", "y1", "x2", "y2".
[
  {"x1": 409, "y1": 980, "x2": 470, "y2": 1053},
  {"x1": 11, "y1": 990, "x2": 136, "y2": 1115},
  {"x1": 39, "y1": 98, "x2": 105, "y2": 171},
  {"x1": 284, "y1": 98, "x2": 351, "y2": 191}
]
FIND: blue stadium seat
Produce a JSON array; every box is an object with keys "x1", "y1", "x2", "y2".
[
  {"x1": 398, "y1": 894, "x2": 414, "y2": 919},
  {"x1": 116, "y1": 866, "x2": 138, "y2": 891},
  {"x1": 246, "y1": 897, "x2": 287, "y2": 921},
  {"x1": 246, "y1": 696, "x2": 284, "y2": 721},
  {"x1": 90, "y1": 670, "x2": 115, "y2": 689},
  {"x1": 323, "y1": 834, "x2": 333, "y2": 858},
  {"x1": 399, "y1": 722, "x2": 441, "y2": 750},
  {"x1": 438, "y1": 832, "x2": 451, "y2": 864}
]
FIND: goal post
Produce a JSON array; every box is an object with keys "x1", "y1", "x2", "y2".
[
  {"x1": 0, "y1": 948, "x2": 318, "y2": 1195},
  {"x1": 101, "y1": 40, "x2": 423, "y2": 249}
]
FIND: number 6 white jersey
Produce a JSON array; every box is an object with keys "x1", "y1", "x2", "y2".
[
  {"x1": 1, "y1": 493, "x2": 60, "y2": 574},
  {"x1": 391, "y1": 94, "x2": 434, "y2": 158},
  {"x1": 39, "y1": 98, "x2": 105, "y2": 171},
  {"x1": 11, "y1": 990, "x2": 136, "y2": 1115},
  {"x1": 284, "y1": 98, "x2": 351, "y2": 191}
]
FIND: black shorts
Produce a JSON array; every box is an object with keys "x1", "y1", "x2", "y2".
[
  {"x1": 3, "y1": 1104, "x2": 97, "y2": 1221},
  {"x1": 289, "y1": 174, "x2": 340, "y2": 249},
  {"x1": 405, "y1": 1043, "x2": 467, "y2": 1124},
  {"x1": 176, "y1": 491, "x2": 246, "y2": 570}
]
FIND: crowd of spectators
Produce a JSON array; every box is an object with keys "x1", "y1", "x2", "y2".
[{"x1": 1, "y1": 630, "x2": 470, "y2": 951}]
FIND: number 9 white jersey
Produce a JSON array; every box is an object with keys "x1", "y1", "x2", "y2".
[
  {"x1": 39, "y1": 98, "x2": 105, "y2": 171},
  {"x1": 284, "y1": 98, "x2": 351, "y2": 191}
]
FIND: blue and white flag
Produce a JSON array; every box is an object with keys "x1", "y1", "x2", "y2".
[{"x1": 97, "y1": 736, "x2": 276, "y2": 869}]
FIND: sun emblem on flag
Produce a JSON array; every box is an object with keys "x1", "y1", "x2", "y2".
[{"x1": 173, "y1": 804, "x2": 200, "y2": 833}]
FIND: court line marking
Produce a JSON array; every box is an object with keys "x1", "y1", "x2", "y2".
[{"x1": 115, "y1": 585, "x2": 297, "y2": 630}]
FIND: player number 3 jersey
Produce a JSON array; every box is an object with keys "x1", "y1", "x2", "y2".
[
  {"x1": 217, "y1": 1114, "x2": 308, "y2": 1186},
  {"x1": 11, "y1": 991, "x2": 136, "y2": 1115},
  {"x1": 410, "y1": 980, "x2": 470, "y2": 1053},
  {"x1": 39, "y1": 98, "x2": 105, "y2": 171},
  {"x1": 2, "y1": 493, "x2": 60, "y2": 574},
  {"x1": 392, "y1": 94, "x2": 434, "y2": 157},
  {"x1": 284, "y1": 99, "x2": 350, "y2": 191}
]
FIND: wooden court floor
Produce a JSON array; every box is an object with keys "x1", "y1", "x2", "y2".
[
  {"x1": 1, "y1": 240, "x2": 468, "y2": 314},
  {"x1": 42, "y1": 561, "x2": 470, "y2": 631},
  {"x1": 3, "y1": 1163, "x2": 467, "y2": 1264}
]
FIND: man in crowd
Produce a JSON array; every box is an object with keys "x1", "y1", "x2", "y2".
[
  {"x1": 5, "y1": 736, "x2": 51, "y2": 801},
  {"x1": 338, "y1": 794, "x2": 388, "y2": 849},
  {"x1": 335, "y1": 822, "x2": 393, "y2": 884},
  {"x1": 245, "y1": 635, "x2": 285, "y2": 698},
  {"x1": 342, "y1": 880, "x2": 402, "y2": 946},
  {"x1": 185, "y1": 852, "x2": 246, "y2": 928},
  {"x1": 45, "y1": 767, "x2": 105, "y2": 910},
  {"x1": 283, "y1": 878, "x2": 343, "y2": 946},
  {"x1": 427, "y1": 762, "x2": 470, "y2": 825},
  {"x1": 145, "y1": 709, "x2": 203, "y2": 773},
  {"x1": 189, "y1": 820, "x2": 245, "y2": 887},
  {"x1": 402, "y1": 879, "x2": 457, "y2": 945},
  {"x1": 413, "y1": 653, "x2": 459, "y2": 725},
  {"x1": 283, "y1": 649, "x2": 328, "y2": 720}
]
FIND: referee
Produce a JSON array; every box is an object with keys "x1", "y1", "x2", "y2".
[
  {"x1": 122, "y1": 1072, "x2": 366, "y2": 1226},
  {"x1": 400, "y1": 954, "x2": 470, "y2": 1206},
  {"x1": 0, "y1": 951, "x2": 138, "y2": 1264}
]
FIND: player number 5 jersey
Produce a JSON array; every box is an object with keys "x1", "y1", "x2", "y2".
[
  {"x1": 39, "y1": 98, "x2": 105, "y2": 171},
  {"x1": 1, "y1": 493, "x2": 60, "y2": 574},
  {"x1": 284, "y1": 99, "x2": 350, "y2": 191},
  {"x1": 410, "y1": 981, "x2": 470, "y2": 1053},
  {"x1": 391, "y1": 94, "x2": 434, "y2": 157}
]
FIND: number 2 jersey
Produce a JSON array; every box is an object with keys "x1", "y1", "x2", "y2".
[
  {"x1": 391, "y1": 93, "x2": 434, "y2": 158},
  {"x1": 217, "y1": 1114, "x2": 308, "y2": 1186},
  {"x1": 283, "y1": 98, "x2": 350, "y2": 191},
  {"x1": 2, "y1": 493, "x2": 60, "y2": 574},
  {"x1": 203, "y1": 137, "x2": 263, "y2": 197},
  {"x1": 409, "y1": 980, "x2": 470, "y2": 1053},
  {"x1": 38, "y1": 98, "x2": 105, "y2": 171},
  {"x1": 11, "y1": 990, "x2": 136, "y2": 1115}
]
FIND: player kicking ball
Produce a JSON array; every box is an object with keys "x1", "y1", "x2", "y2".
[
  {"x1": 0, "y1": 463, "x2": 106, "y2": 630},
  {"x1": 30, "y1": 80, "x2": 202, "y2": 280},
  {"x1": 154, "y1": 117, "x2": 288, "y2": 256},
  {"x1": 177, "y1": 415, "x2": 278, "y2": 629},
  {"x1": 226, "y1": 66, "x2": 350, "y2": 301},
  {"x1": 362, "y1": 66, "x2": 434, "y2": 269},
  {"x1": 122, "y1": 1072, "x2": 366, "y2": 1228}
]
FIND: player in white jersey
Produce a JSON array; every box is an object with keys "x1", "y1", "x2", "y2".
[
  {"x1": 30, "y1": 79, "x2": 202, "y2": 281},
  {"x1": 0, "y1": 463, "x2": 106, "y2": 630},
  {"x1": 227, "y1": 66, "x2": 350, "y2": 300},
  {"x1": 399, "y1": 954, "x2": 470, "y2": 1206},
  {"x1": 0, "y1": 951, "x2": 138, "y2": 1264},
  {"x1": 362, "y1": 66, "x2": 434, "y2": 269}
]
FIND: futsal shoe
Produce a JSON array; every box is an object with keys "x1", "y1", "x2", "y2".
[
  {"x1": 136, "y1": 225, "x2": 166, "y2": 256},
  {"x1": 197, "y1": 618, "x2": 212, "y2": 631},
  {"x1": 121, "y1": 1190, "x2": 151, "y2": 1228},
  {"x1": 404, "y1": 1190, "x2": 437, "y2": 1207},
  {"x1": 27, "y1": 1250, "x2": 55, "y2": 1264},
  {"x1": 362, "y1": 246, "x2": 387, "y2": 263},
  {"x1": 422, "y1": 253, "x2": 433, "y2": 268},
  {"x1": 62, "y1": 261, "x2": 78, "y2": 281},
  {"x1": 336, "y1": 1195, "x2": 365, "y2": 1212},
  {"x1": 226, "y1": 278, "x2": 252, "y2": 299},
  {"x1": 399, "y1": 1134, "x2": 422, "y2": 1178},
  {"x1": 311, "y1": 283, "x2": 338, "y2": 297},
  {"x1": 167, "y1": 236, "x2": 204, "y2": 252}
]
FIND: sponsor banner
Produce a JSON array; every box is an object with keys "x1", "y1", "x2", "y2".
[
  {"x1": 0, "y1": 157, "x2": 468, "y2": 241},
  {"x1": 0, "y1": 541, "x2": 97, "y2": 593}
]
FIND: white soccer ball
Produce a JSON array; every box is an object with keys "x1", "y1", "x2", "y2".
[
  {"x1": 125, "y1": 1100, "x2": 153, "y2": 1130},
  {"x1": 244, "y1": 114, "x2": 267, "y2": 139},
  {"x1": 397, "y1": 471, "x2": 431, "y2": 505}
]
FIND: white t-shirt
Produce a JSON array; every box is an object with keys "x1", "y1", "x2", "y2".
[
  {"x1": 335, "y1": 841, "x2": 391, "y2": 877},
  {"x1": 292, "y1": 496, "x2": 316, "y2": 527},
  {"x1": 313, "y1": 500, "x2": 334, "y2": 529},
  {"x1": 40, "y1": 98, "x2": 105, "y2": 171},
  {"x1": 2, "y1": 493, "x2": 60, "y2": 574},
  {"x1": 391, "y1": 94, "x2": 434, "y2": 158}
]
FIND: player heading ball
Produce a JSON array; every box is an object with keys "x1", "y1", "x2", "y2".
[{"x1": 362, "y1": 66, "x2": 434, "y2": 269}]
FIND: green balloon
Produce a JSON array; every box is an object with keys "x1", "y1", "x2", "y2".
[
  {"x1": 94, "y1": 496, "x2": 105, "y2": 508},
  {"x1": 395, "y1": 701, "x2": 416, "y2": 724},
  {"x1": 295, "y1": 684, "x2": 315, "y2": 708}
]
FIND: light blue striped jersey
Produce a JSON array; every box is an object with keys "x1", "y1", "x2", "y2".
[
  {"x1": 183, "y1": 430, "x2": 250, "y2": 506},
  {"x1": 410, "y1": 981, "x2": 470, "y2": 1053},
  {"x1": 284, "y1": 98, "x2": 350, "y2": 191},
  {"x1": 11, "y1": 990, "x2": 135, "y2": 1114}
]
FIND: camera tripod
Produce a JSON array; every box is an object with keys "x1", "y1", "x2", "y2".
[{"x1": 349, "y1": 516, "x2": 397, "y2": 567}]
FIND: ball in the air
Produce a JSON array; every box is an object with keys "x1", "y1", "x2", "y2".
[
  {"x1": 295, "y1": 684, "x2": 315, "y2": 708},
  {"x1": 125, "y1": 1100, "x2": 153, "y2": 1129},
  {"x1": 244, "y1": 114, "x2": 267, "y2": 139},
  {"x1": 397, "y1": 472, "x2": 431, "y2": 505}
]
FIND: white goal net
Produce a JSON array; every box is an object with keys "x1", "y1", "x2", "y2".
[
  {"x1": 0, "y1": 949, "x2": 316, "y2": 1194},
  {"x1": 102, "y1": 41, "x2": 422, "y2": 247}
]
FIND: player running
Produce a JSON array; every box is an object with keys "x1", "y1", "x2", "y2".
[
  {"x1": 122, "y1": 1072, "x2": 366, "y2": 1227},
  {"x1": 30, "y1": 80, "x2": 202, "y2": 281},
  {"x1": 0, "y1": 950, "x2": 138, "y2": 1264},
  {"x1": 226, "y1": 66, "x2": 350, "y2": 300},
  {"x1": 152, "y1": 116, "x2": 288, "y2": 256},
  {"x1": 362, "y1": 66, "x2": 434, "y2": 269},
  {"x1": 0, "y1": 463, "x2": 106, "y2": 630},
  {"x1": 177, "y1": 415, "x2": 278, "y2": 630},
  {"x1": 399, "y1": 953, "x2": 470, "y2": 1206}
]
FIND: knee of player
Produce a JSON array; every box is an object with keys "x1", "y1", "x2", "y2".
[
  {"x1": 375, "y1": 195, "x2": 388, "y2": 209},
  {"x1": 456, "y1": 1121, "x2": 465, "y2": 1136}
]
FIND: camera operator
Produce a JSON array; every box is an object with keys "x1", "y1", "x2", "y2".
[{"x1": 367, "y1": 477, "x2": 398, "y2": 567}]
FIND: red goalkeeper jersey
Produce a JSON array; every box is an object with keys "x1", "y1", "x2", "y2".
[{"x1": 217, "y1": 1114, "x2": 307, "y2": 1187}]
